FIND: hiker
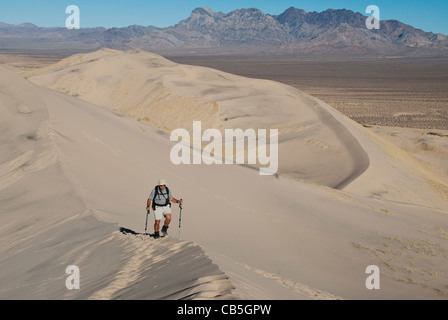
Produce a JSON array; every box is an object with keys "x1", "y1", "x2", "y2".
[{"x1": 146, "y1": 179, "x2": 183, "y2": 239}]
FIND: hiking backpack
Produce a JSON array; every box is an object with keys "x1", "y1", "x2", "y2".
[{"x1": 151, "y1": 186, "x2": 171, "y2": 211}]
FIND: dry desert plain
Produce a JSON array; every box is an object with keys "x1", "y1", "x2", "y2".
[{"x1": 170, "y1": 55, "x2": 448, "y2": 130}]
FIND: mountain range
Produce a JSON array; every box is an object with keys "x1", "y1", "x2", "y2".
[{"x1": 1, "y1": 7, "x2": 447, "y2": 56}]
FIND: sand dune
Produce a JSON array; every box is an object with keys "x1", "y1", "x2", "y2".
[
  {"x1": 24, "y1": 48, "x2": 369, "y2": 189},
  {"x1": 0, "y1": 65, "x2": 234, "y2": 300},
  {"x1": 25, "y1": 49, "x2": 448, "y2": 211},
  {"x1": 1, "y1": 49, "x2": 448, "y2": 300}
]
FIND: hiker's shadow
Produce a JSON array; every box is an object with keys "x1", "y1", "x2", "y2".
[{"x1": 119, "y1": 227, "x2": 153, "y2": 239}]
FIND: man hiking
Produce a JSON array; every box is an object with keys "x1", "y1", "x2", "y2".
[{"x1": 146, "y1": 179, "x2": 183, "y2": 239}]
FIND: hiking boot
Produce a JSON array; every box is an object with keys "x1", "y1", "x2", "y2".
[
  {"x1": 161, "y1": 225, "x2": 169, "y2": 237},
  {"x1": 153, "y1": 231, "x2": 160, "y2": 239}
]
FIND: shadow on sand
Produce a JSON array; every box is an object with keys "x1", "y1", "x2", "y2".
[{"x1": 119, "y1": 227, "x2": 153, "y2": 238}]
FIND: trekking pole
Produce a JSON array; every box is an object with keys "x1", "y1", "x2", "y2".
[
  {"x1": 178, "y1": 200, "x2": 183, "y2": 240},
  {"x1": 144, "y1": 210, "x2": 150, "y2": 235}
]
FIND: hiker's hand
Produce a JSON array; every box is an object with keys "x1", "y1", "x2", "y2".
[{"x1": 179, "y1": 199, "x2": 183, "y2": 205}]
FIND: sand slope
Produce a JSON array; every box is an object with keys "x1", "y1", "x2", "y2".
[
  {"x1": 0, "y1": 65, "x2": 234, "y2": 300},
  {"x1": 1, "y1": 49, "x2": 448, "y2": 299},
  {"x1": 25, "y1": 49, "x2": 448, "y2": 212},
  {"x1": 25, "y1": 48, "x2": 369, "y2": 189}
]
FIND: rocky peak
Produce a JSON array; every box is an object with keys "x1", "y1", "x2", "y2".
[{"x1": 191, "y1": 7, "x2": 215, "y2": 17}]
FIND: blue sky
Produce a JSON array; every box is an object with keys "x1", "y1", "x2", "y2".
[{"x1": 1, "y1": 0, "x2": 447, "y2": 34}]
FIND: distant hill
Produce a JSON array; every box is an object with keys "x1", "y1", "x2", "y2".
[{"x1": 1, "y1": 7, "x2": 447, "y2": 56}]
